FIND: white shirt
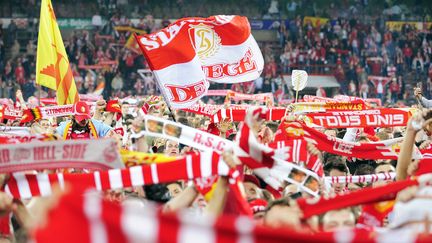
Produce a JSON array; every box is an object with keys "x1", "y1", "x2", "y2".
[{"x1": 377, "y1": 80, "x2": 383, "y2": 94}]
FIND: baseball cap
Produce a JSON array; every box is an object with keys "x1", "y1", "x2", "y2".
[
  {"x1": 74, "y1": 101, "x2": 91, "y2": 122},
  {"x1": 244, "y1": 174, "x2": 261, "y2": 188}
]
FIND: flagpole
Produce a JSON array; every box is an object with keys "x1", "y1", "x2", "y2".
[
  {"x1": 295, "y1": 81, "x2": 299, "y2": 103},
  {"x1": 152, "y1": 71, "x2": 177, "y2": 123},
  {"x1": 37, "y1": 84, "x2": 42, "y2": 106}
]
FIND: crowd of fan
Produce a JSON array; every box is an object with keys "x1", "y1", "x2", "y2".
[
  {"x1": 0, "y1": 1, "x2": 431, "y2": 105},
  {"x1": 261, "y1": 6, "x2": 432, "y2": 105}
]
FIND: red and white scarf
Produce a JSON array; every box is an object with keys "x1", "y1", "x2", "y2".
[
  {"x1": 275, "y1": 121, "x2": 420, "y2": 160},
  {"x1": 269, "y1": 139, "x2": 323, "y2": 176},
  {"x1": 3, "y1": 151, "x2": 229, "y2": 200},
  {"x1": 32, "y1": 184, "x2": 432, "y2": 243},
  {"x1": 212, "y1": 107, "x2": 287, "y2": 122},
  {"x1": 325, "y1": 172, "x2": 395, "y2": 184},
  {"x1": 236, "y1": 108, "x2": 287, "y2": 169},
  {"x1": 297, "y1": 176, "x2": 428, "y2": 219}
]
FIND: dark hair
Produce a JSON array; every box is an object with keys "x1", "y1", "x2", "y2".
[
  {"x1": 393, "y1": 131, "x2": 403, "y2": 138},
  {"x1": 143, "y1": 184, "x2": 171, "y2": 203},
  {"x1": 324, "y1": 159, "x2": 349, "y2": 176},
  {"x1": 324, "y1": 154, "x2": 346, "y2": 166},
  {"x1": 374, "y1": 162, "x2": 396, "y2": 173},
  {"x1": 177, "y1": 117, "x2": 189, "y2": 126},
  {"x1": 354, "y1": 164, "x2": 375, "y2": 175},
  {"x1": 227, "y1": 133, "x2": 237, "y2": 141},
  {"x1": 156, "y1": 145, "x2": 165, "y2": 153},
  {"x1": 167, "y1": 181, "x2": 183, "y2": 189},
  {"x1": 265, "y1": 122, "x2": 279, "y2": 134}
]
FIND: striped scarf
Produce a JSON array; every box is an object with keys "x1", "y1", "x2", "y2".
[
  {"x1": 325, "y1": 172, "x2": 396, "y2": 184},
  {"x1": 63, "y1": 120, "x2": 98, "y2": 140},
  {"x1": 3, "y1": 151, "x2": 229, "y2": 200},
  {"x1": 32, "y1": 185, "x2": 432, "y2": 243}
]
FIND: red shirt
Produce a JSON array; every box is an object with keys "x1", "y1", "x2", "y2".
[
  {"x1": 371, "y1": 62, "x2": 381, "y2": 76},
  {"x1": 126, "y1": 55, "x2": 135, "y2": 67},
  {"x1": 389, "y1": 82, "x2": 400, "y2": 93},
  {"x1": 403, "y1": 47, "x2": 413, "y2": 57},
  {"x1": 15, "y1": 66, "x2": 25, "y2": 84}
]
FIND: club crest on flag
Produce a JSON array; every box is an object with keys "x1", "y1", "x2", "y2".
[{"x1": 189, "y1": 23, "x2": 221, "y2": 60}]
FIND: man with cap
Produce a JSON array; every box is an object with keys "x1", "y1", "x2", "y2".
[{"x1": 56, "y1": 101, "x2": 114, "y2": 139}]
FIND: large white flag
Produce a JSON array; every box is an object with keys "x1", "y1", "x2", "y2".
[{"x1": 136, "y1": 15, "x2": 264, "y2": 109}]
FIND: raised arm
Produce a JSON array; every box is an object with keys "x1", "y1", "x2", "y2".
[{"x1": 396, "y1": 110, "x2": 430, "y2": 180}]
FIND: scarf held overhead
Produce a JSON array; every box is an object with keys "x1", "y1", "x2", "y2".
[
  {"x1": 32, "y1": 185, "x2": 432, "y2": 243},
  {"x1": 4, "y1": 151, "x2": 229, "y2": 200}
]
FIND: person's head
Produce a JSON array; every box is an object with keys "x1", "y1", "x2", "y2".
[
  {"x1": 73, "y1": 101, "x2": 91, "y2": 127},
  {"x1": 322, "y1": 208, "x2": 356, "y2": 232},
  {"x1": 104, "y1": 189, "x2": 125, "y2": 203},
  {"x1": 164, "y1": 140, "x2": 179, "y2": 157},
  {"x1": 373, "y1": 163, "x2": 396, "y2": 187},
  {"x1": 258, "y1": 126, "x2": 273, "y2": 144},
  {"x1": 243, "y1": 174, "x2": 262, "y2": 201},
  {"x1": 264, "y1": 197, "x2": 301, "y2": 228},
  {"x1": 349, "y1": 163, "x2": 375, "y2": 190},
  {"x1": 166, "y1": 181, "x2": 183, "y2": 198},
  {"x1": 324, "y1": 157, "x2": 349, "y2": 194},
  {"x1": 143, "y1": 184, "x2": 171, "y2": 203},
  {"x1": 376, "y1": 131, "x2": 391, "y2": 141},
  {"x1": 37, "y1": 118, "x2": 51, "y2": 130},
  {"x1": 150, "y1": 105, "x2": 163, "y2": 117}
]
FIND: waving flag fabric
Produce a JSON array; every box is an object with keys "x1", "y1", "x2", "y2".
[
  {"x1": 36, "y1": 0, "x2": 79, "y2": 105},
  {"x1": 136, "y1": 15, "x2": 264, "y2": 109}
]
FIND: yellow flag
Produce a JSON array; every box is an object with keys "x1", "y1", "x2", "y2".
[
  {"x1": 36, "y1": 0, "x2": 79, "y2": 105},
  {"x1": 120, "y1": 150, "x2": 177, "y2": 167}
]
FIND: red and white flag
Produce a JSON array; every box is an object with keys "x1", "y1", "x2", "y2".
[{"x1": 135, "y1": 15, "x2": 264, "y2": 109}]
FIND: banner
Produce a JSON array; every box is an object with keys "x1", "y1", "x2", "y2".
[
  {"x1": 135, "y1": 15, "x2": 264, "y2": 109},
  {"x1": 304, "y1": 95, "x2": 383, "y2": 108},
  {"x1": 304, "y1": 109, "x2": 412, "y2": 128},
  {"x1": 138, "y1": 114, "x2": 318, "y2": 190},
  {"x1": 303, "y1": 16, "x2": 329, "y2": 27},
  {"x1": 0, "y1": 139, "x2": 123, "y2": 173},
  {"x1": 56, "y1": 18, "x2": 94, "y2": 29},
  {"x1": 206, "y1": 90, "x2": 229, "y2": 96},
  {"x1": 385, "y1": 21, "x2": 432, "y2": 31},
  {"x1": 226, "y1": 90, "x2": 274, "y2": 102},
  {"x1": 0, "y1": 126, "x2": 31, "y2": 136},
  {"x1": 0, "y1": 134, "x2": 57, "y2": 144},
  {"x1": 249, "y1": 19, "x2": 290, "y2": 30},
  {"x1": 181, "y1": 103, "x2": 222, "y2": 117},
  {"x1": 1, "y1": 106, "x2": 22, "y2": 120},
  {"x1": 137, "y1": 115, "x2": 234, "y2": 153}
]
